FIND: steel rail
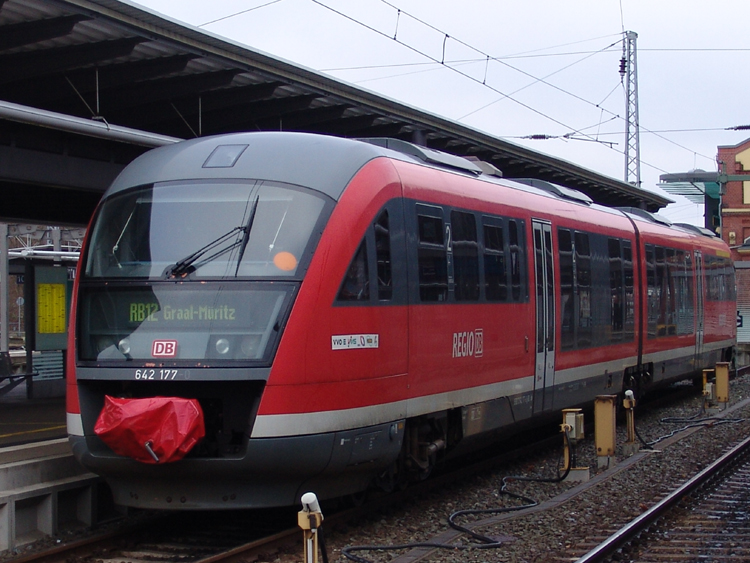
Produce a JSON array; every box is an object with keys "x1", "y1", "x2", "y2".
[{"x1": 575, "y1": 434, "x2": 750, "y2": 563}]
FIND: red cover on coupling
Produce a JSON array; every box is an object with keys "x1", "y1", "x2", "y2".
[{"x1": 94, "y1": 396, "x2": 205, "y2": 464}]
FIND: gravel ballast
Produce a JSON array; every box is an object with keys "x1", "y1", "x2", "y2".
[{"x1": 319, "y1": 374, "x2": 750, "y2": 563}]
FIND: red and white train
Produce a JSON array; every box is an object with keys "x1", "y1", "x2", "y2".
[{"x1": 66, "y1": 132, "x2": 736, "y2": 509}]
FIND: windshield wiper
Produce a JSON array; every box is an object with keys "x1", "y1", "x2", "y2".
[
  {"x1": 166, "y1": 195, "x2": 261, "y2": 278},
  {"x1": 234, "y1": 195, "x2": 259, "y2": 276},
  {"x1": 111, "y1": 207, "x2": 136, "y2": 269},
  {"x1": 167, "y1": 226, "x2": 244, "y2": 278}
]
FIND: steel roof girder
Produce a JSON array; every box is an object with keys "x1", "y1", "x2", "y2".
[
  {"x1": 0, "y1": 14, "x2": 89, "y2": 50},
  {"x1": 0, "y1": 36, "x2": 145, "y2": 83},
  {"x1": 192, "y1": 93, "x2": 323, "y2": 134}
]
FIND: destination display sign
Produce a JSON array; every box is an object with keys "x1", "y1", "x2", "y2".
[{"x1": 78, "y1": 283, "x2": 293, "y2": 362}]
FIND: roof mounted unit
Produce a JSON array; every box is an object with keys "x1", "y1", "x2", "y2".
[
  {"x1": 673, "y1": 223, "x2": 717, "y2": 238},
  {"x1": 616, "y1": 207, "x2": 673, "y2": 227},
  {"x1": 511, "y1": 178, "x2": 593, "y2": 205},
  {"x1": 464, "y1": 156, "x2": 503, "y2": 177},
  {"x1": 359, "y1": 138, "x2": 482, "y2": 175}
]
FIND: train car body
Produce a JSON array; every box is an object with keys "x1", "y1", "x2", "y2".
[{"x1": 67, "y1": 132, "x2": 736, "y2": 509}]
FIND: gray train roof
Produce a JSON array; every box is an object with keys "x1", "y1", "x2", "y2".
[
  {"x1": 108, "y1": 132, "x2": 396, "y2": 200},
  {"x1": 109, "y1": 133, "x2": 639, "y2": 215},
  {"x1": 0, "y1": 0, "x2": 672, "y2": 226}
]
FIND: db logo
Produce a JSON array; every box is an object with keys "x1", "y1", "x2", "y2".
[{"x1": 152, "y1": 340, "x2": 177, "y2": 357}]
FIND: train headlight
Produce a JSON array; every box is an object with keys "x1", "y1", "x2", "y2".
[
  {"x1": 215, "y1": 338, "x2": 231, "y2": 355},
  {"x1": 240, "y1": 335, "x2": 259, "y2": 358},
  {"x1": 118, "y1": 338, "x2": 131, "y2": 356}
]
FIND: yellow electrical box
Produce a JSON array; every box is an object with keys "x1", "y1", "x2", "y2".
[
  {"x1": 715, "y1": 362, "x2": 730, "y2": 404},
  {"x1": 562, "y1": 408, "x2": 584, "y2": 440},
  {"x1": 594, "y1": 395, "x2": 617, "y2": 457}
]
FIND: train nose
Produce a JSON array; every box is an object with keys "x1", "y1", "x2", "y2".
[{"x1": 94, "y1": 396, "x2": 205, "y2": 463}]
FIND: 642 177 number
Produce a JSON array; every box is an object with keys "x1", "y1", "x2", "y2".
[{"x1": 134, "y1": 369, "x2": 178, "y2": 380}]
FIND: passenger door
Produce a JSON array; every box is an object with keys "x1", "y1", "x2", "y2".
[{"x1": 533, "y1": 220, "x2": 556, "y2": 413}]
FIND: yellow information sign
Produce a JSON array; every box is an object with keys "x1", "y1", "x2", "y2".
[{"x1": 37, "y1": 283, "x2": 67, "y2": 334}]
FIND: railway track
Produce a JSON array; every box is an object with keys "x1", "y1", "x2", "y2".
[
  {"x1": 576, "y1": 434, "x2": 750, "y2": 563},
  {"x1": 4, "y1": 509, "x2": 302, "y2": 563},
  {"x1": 329, "y1": 383, "x2": 750, "y2": 563},
  {"x1": 0, "y1": 421, "x2": 572, "y2": 563},
  {"x1": 2, "y1": 381, "x2": 743, "y2": 563}
]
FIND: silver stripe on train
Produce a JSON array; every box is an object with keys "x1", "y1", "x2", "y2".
[
  {"x1": 251, "y1": 376, "x2": 534, "y2": 438},
  {"x1": 251, "y1": 338, "x2": 734, "y2": 438}
]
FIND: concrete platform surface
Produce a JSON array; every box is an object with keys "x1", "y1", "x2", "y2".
[{"x1": 0, "y1": 383, "x2": 66, "y2": 449}]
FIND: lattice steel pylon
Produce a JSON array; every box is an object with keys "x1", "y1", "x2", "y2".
[{"x1": 621, "y1": 31, "x2": 640, "y2": 187}]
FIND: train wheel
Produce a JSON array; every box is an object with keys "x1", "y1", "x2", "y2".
[
  {"x1": 375, "y1": 466, "x2": 395, "y2": 493},
  {"x1": 375, "y1": 465, "x2": 397, "y2": 493},
  {"x1": 376, "y1": 454, "x2": 409, "y2": 492},
  {"x1": 416, "y1": 452, "x2": 436, "y2": 481},
  {"x1": 346, "y1": 489, "x2": 368, "y2": 507}
]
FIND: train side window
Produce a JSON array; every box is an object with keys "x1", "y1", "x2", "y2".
[
  {"x1": 451, "y1": 211, "x2": 479, "y2": 301},
  {"x1": 675, "y1": 250, "x2": 692, "y2": 335},
  {"x1": 509, "y1": 219, "x2": 525, "y2": 301},
  {"x1": 483, "y1": 221, "x2": 507, "y2": 301},
  {"x1": 726, "y1": 258, "x2": 737, "y2": 301},
  {"x1": 338, "y1": 240, "x2": 370, "y2": 301},
  {"x1": 375, "y1": 210, "x2": 393, "y2": 301},
  {"x1": 645, "y1": 245, "x2": 658, "y2": 338},
  {"x1": 725, "y1": 258, "x2": 733, "y2": 300},
  {"x1": 722, "y1": 259, "x2": 730, "y2": 300},
  {"x1": 684, "y1": 252, "x2": 694, "y2": 327},
  {"x1": 712, "y1": 259, "x2": 719, "y2": 301},
  {"x1": 417, "y1": 206, "x2": 448, "y2": 302},
  {"x1": 575, "y1": 232, "x2": 592, "y2": 347},
  {"x1": 709, "y1": 256, "x2": 720, "y2": 301},
  {"x1": 655, "y1": 246, "x2": 668, "y2": 336},
  {"x1": 623, "y1": 240, "x2": 635, "y2": 339},
  {"x1": 608, "y1": 238, "x2": 624, "y2": 340},
  {"x1": 666, "y1": 248, "x2": 678, "y2": 335},
  {"x1": 705, "y1": 256, "x2": 734, "y2": 302},
  {"x1": 703, "y1": 256, "x2": 711, "y2": 300},
  {"x1": 558, "y1": 228, "x2": 575, "y2": 350}
]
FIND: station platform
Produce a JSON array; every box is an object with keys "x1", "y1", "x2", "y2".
[
  {"x1": 0, "y1": 385, "x2": 115, "y2": 552},
  {"x1": 0, "y1": 381, "x2": 66, "y2": 449}
]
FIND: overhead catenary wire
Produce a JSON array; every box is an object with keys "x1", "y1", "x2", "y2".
[
  {"x1": 456, "y1": 40, "x2": 623, "y2": 121},
  {"x1": 308, "y1": 0, "x2": 611, "y2": 147},
  {"x1": 305, "y1": 1, "x2": 713, "y2": 178},
  {"x1": 197, "y1": 0, "x2": 286, "y2": 27},
  {"x1": 195, "y1": 0, "x2": 732, "y2": 182},
  {"x1": 321, "y1": 45, "x2": 750, "y2": 72}
]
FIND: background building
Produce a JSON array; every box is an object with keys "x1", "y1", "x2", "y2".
[{"x1": 718, "y1": 138, "x2": 750, "y2": 363}]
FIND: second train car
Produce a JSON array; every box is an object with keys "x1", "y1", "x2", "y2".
[{"x1": 66, "y1": 132, "x2": 736, "y2": 509}]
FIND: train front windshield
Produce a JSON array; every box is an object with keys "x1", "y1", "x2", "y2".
[{"x1": 78, "y1": 180, "x2": 329, "y2": 365}]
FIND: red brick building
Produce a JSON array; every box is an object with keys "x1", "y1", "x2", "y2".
[{"x1": 718, "y1": 138, "x2": 750, "y2": 361}]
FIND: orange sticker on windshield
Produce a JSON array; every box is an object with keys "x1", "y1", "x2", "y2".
[{"x1": 273, "y1": 251, "x2": 297, "y2": 271}]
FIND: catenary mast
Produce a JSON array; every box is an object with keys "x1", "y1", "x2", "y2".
[{"x1": 621, "y1": 31, "x2": 641, "y2": 187}]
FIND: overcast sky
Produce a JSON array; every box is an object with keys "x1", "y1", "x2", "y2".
[{"x1": 131, "y1": 0, "x2": 750, "y2": 225}]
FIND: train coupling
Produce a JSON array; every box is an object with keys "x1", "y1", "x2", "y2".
[{"x1": 426, "y1": 438, "x2": 446, "y2": 457}]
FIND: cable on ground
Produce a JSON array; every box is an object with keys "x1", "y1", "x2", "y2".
[
  {"x1": 341, "y1": 430, "x2": 573, "y2": 562},
  {"x1": 633, "y1": 400, "x2": 745, "y2": 449}
]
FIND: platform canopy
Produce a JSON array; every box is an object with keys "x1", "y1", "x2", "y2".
[{"x1": 0, "y1": 0, "x2": 671, "y2": 225}]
